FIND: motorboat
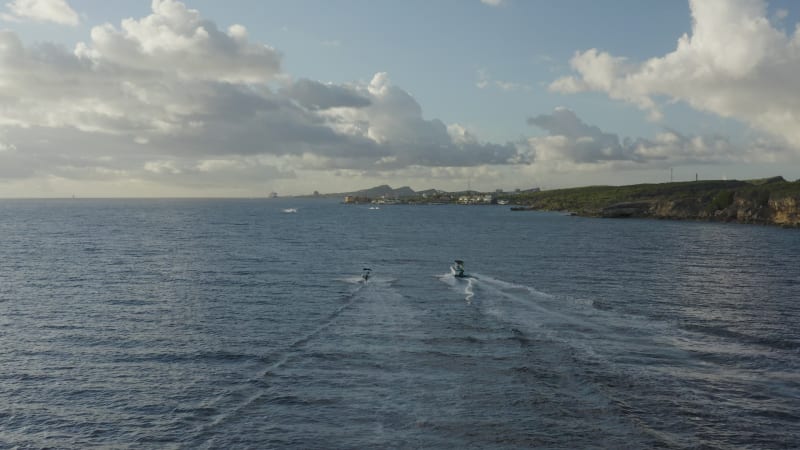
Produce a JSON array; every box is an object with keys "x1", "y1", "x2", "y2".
[
  {"x1": 451, "y1": 260, "x2": 466, "y2": 278},
  {"x1": 282, "y1": 208, "x2": 297, "y2": 213},
  {"x1": 362, "y1": 268, "x2": 371, "y2": 282}
]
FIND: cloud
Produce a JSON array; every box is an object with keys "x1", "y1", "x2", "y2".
[
  {"x1": 476, "y1": 69, "x2": 531, "y2": 92},
  {"x1": 550, "y1": 0, "x2": 800, "y2": 150},
  {"x1": 281, "y1": 79, "x2": 371, "y2": 110},
  {"x1": 8, "y1": 0, "x2": 776, "y2": 196},
  {"x1": 481, "y1": 0, "x2": 504, "y2": 6},
  {"x1": 76, "y1": 0, "x2": 281, "y2": 84},
  {"x1": 527, "y1": 108, "x2": 640, "y2": 163},
  {"x1": 2, "y1": 0, "x2": 79, "y2": 26},
  {"x1": 0, "y1": 0, "x2": 525, "y2": 194},
  {"x1": 318, "y1": 72, "x2": 521, "y2": 169},
  {"x1": 476, "y1": 69, "x2": 490, "y2": 89},
  {"x1": 525, "y1": 107, "x2": 753, "y2": 167}
]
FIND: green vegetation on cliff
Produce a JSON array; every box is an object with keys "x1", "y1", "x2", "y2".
[
  {"x1": 513, "y1": 176, "x2": 800, "y2": 227},
  {"x1": 332, "y1": 177, "x2": 800, "y2": 227}
]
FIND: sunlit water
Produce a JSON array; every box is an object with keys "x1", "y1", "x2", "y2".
[{"x1": 1, "y1": 198, "x2": 798, "y2": 448}]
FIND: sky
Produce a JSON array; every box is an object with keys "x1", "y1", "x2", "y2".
[{"x1": 2, "y1": 0, "x2": 800, "y2": 197}]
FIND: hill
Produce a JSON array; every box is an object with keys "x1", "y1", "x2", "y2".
[
  {"x1": 310, "y1": 184, "x2": 419, "y2": 199},
  {"x1": 512, "y1": 176, "x2": 800, "y2": 227},
  {"x1": 350, "y1": 184, "x2": 416, "y2": 198}
]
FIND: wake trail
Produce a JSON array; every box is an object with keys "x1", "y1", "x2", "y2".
[
  {"x1": 189, "y1": 277, "x2": 383, "y2": 442},
  {"x1": 437, "y1": 273, "x2": 477, "y2": 304},
  {"x1": 464, "y1": 278, "x2": 475, "y2": 304},
  {"x1": 436, "y1": 272, "x2": 742, "y2": 449},
  {"x1": 438, "y1": 271, "x2": 551, "y2": 307},
  {"x1": 438, "y1": 271, "x2": 672, "y2": 363},
  {"x1": 474, "y1": 274, "x2": 593, "y2": 327}
]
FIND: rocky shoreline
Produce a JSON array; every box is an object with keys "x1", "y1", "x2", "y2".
[
  {"x1": 513, "y1": 177, "x2": 800, "y2": 227},
  {"x1": 332, "y1": 177, "x2": 800, "y2": 227},
  {"x1": 597, "y1": 198, "x2": 799, "y2": 226}
]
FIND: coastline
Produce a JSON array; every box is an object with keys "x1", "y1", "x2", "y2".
[{"x1": 335, "y1": 177, "x2": 800, "y2": 228}]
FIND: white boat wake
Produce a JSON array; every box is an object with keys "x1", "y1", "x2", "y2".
[
  {"x1": 438, "y1": 271, "x2": 688, "y2": 381},
  {"x1": 437, "y1": 272, "x2": 477, "y2": 304}
]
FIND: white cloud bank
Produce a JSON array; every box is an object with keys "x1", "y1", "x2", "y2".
[
  {"x1": 2, "y1": 0, "x2": 79, "y2": 26},
  {"x1": 0, "y1": 0, "x2": 793, "y2": 196},
  {"x1": 525, "y1": 107, "x2": 745, "y2": 167},
  {"x1": 551, "y1": 0, "x2": 800, "y2": 151},
  {"x1": 0, "y1": 0, "x2": 525, "y2": 195}
]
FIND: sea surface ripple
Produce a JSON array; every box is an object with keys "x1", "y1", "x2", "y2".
[{"x1": 1, "y1": 198, "x2": 799, "y2": 448}]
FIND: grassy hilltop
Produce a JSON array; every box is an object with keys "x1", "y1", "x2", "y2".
[
  {"x1": 509, "y1": 176, "x2": 800, "y2": 227},
  {"x1": 328, "y1": 177, "x2": 800, "y2": 227}
]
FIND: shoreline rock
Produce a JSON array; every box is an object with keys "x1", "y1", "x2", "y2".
[{"x1": 511, "y1": 177, "x2": 800, "y2": 228}]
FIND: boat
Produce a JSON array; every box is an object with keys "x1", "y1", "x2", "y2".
[
  {"x1": 497, "y1": 199, "x2": 509, "y2": 205},
  {"x1": 362, "y1": 268, "x2": 371, "y2": 282},
  {"x1": 282, "y1": 208, "x2": 297, "y2": 213},
  {"x1": 451, "y1": 260, "x2": 466, "y2": 278}
]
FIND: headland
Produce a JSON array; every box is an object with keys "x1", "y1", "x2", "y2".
[{"x1": 317, "y1": 177, "x2": 800, "y2": 227}]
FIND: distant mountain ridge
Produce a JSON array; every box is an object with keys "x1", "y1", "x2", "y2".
[
  {"x1": 310, "y1": 184, "x2": 534, "y2": 198},
  {"x1": 352, "y1": 184, "x2": 416, "y2": 198},
  {"x1": 317, "y1": 184, "x2": 422, "y2": 198},
  {"x1": 302, "y1": 178, "x2": 800, "y2": 227}
]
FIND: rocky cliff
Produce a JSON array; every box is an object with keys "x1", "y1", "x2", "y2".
[
  {"x1": 519, "y1": 177, "x2": 800, "y2": 227},
  {"x1": 601, "y1": 195, "x2": 800, "y2": 226}
]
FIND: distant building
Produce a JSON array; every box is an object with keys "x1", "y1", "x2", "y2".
[{"x1": 457, "y1": 194, "x2": 494, "y2": 205}]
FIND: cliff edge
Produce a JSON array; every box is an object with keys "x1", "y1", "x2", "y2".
[{"x1": 517, "y1": 177, "x2": 800, "y2": 227}]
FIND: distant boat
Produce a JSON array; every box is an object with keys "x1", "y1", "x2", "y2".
[
  {"x1": 369, "y1": 206, "x2": 380, "y2": 210},
  {"x1": 269, "y1": 192, "x2": 278, "y2": 198},
  {"x1": 497, "y1": 199, "x2": 509, "y2": 205},
  {"x1": 451, "y1": 260, "x2": 466, "y2": 278},
  {"x1": 282, "y1": 208, "x2": 297, "y2": 213}
]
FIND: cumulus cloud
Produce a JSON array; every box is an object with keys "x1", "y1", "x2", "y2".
[
  {"x1": 10, "y1": 0, "x2": 775, "y2": 196},
  {"x1": 0, "y1": 0, "x2": 524, "y2": 194},
  {"x1": 76, "y1": 0, "x2": 281, "y2": 83},
  {"x1": 476, "y1": 69, "x2": 531, "y2": 92},
  {"x1": 525, "y1": 107, "x2": 747, "y2": 167},
  {"x1": 319, "y1": 72, "x2": 520, "y2": 168},
  {"x1": 2, "y1": 0, "x2": 79, "y2": 26},
  {"x1": 550, "y1": 0, "x2": 800, "y2": 149},
  {"x1": 281, "y1": 79, "x2": 371, "y2": 110},
  {"x1": 527, "y1": 108, "x2": 640, "y2": 163}
]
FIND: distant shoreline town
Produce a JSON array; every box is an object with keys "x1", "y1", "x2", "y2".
[
  {"x1": 296, "y1": 177, "x2": 800, "y2": 227},
  {"x1": 339, "y1": 185, "x2": 541, "y2": 206}
]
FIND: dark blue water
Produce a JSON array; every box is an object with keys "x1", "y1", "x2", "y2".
[{"x1": 1, "y1": 198, "x2": 799, "y2": 448}]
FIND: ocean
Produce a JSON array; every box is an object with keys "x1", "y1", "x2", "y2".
[{"x1": 1, "y1": 198, "x2": 799, "y2": 449}]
